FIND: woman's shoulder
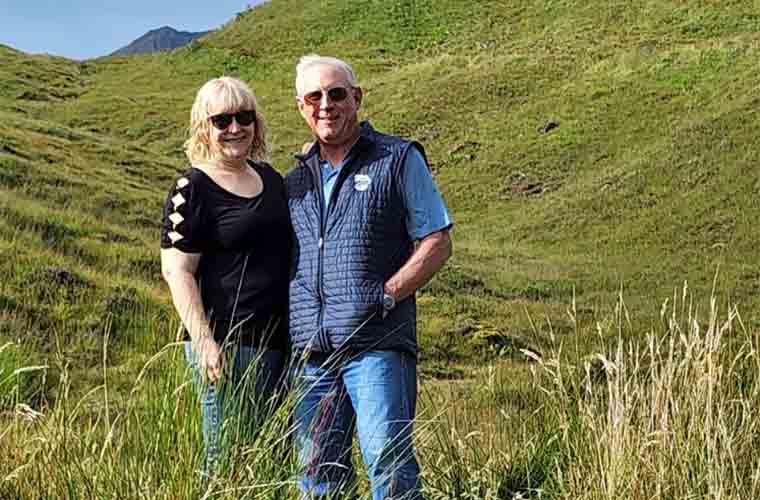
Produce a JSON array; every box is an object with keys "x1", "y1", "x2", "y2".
[
  {"x1": 167, "y1": 166, "x2": 210, "y2": 191},
  {"x1": 161, "y1": 167, "x2": 208, "y2": 251},
  {"x1": 250, "y1": 160, "x2": 284, "y2": 183},
  {"x1": 162, "y1": 167, "x2": 213, "y2": 211}
]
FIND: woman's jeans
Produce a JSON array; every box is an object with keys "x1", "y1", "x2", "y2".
[
  {"x1": 184, "y1": 341, "x2": 284, "y2": 474},
  {"x1": 293, "y1": 350, "x2": 422, "y2": 500}
]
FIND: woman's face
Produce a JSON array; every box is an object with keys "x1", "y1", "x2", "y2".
[{"x1": 208, "y1": 104, "x2": 256, "y2": 163}]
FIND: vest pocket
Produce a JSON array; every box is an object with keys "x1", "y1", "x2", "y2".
[{"x1": 335, "y1": 279, "x2": 384, "y2": 339}]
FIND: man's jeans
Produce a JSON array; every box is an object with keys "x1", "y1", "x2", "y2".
[
  {"x1": 184, "y1": 342, "x2": 284, "y2": 474},
  {"x1": 293, "y1": 350, "x2": 422, "y2": 500}
]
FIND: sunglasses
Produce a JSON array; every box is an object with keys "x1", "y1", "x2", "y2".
[
  {"x1": 301, "y1": 86, "x2": 351, "y2": 106},
  {"x1": 209, "y1": 110, "x2": 256, "y2": 130}
]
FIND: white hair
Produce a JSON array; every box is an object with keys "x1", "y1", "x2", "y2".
[{"x1": 295, "y1": 54, "x2": 359, "y2": 96}]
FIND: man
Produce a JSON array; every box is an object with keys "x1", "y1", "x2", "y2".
[{"x1": 286, "y1": 54, "x2": 453, "y2": 500}]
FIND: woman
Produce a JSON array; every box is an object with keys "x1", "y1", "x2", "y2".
[{"x1": 160, "y1": 76, "x2": 290, "y2": 474}]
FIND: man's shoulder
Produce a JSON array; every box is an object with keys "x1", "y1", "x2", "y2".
[
  {"x1": 361, "y1": 123, "x2": 409, "y2": 149},
  {"x1": 284, "y1": 162, "x2": 307, "y2": 181},
  {"x1": 359, "y1": 128, "x2": 421, "y2": 167},
  {"x1": 283, "y1": 159, "x2": 314, "y2": 198}
]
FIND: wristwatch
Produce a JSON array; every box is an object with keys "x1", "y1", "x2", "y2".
[{"x1": 382, "y1": 293, "x2": 396, "y2": 313}]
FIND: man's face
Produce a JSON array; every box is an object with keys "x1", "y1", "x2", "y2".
[{"x1": 297, "y1": 64, "x2": 362, "y2": 148}]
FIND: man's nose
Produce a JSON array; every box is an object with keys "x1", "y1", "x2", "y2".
[{"x1": 319, "y1": 92, "x2": 333, "y2": 109}]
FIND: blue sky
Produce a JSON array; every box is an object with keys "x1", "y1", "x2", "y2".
[{"x1": 0, "y1": 1, "x2": 263, "y2": 60}]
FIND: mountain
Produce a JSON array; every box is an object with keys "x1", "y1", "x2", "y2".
[{"x1": 110, "y1": 26, "x2": 210, "y2": 56}]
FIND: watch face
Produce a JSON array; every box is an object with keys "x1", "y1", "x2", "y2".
[{"x1": 383, "y1": 294, "x2": 395, "y2": 310}]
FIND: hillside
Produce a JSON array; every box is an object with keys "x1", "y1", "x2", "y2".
[
  {"x1": 2, "y1": 0, "x2": 760, "y2": 385},
  {"x1": 0, "y1": 43, "x2": 176, "y2": 398}
]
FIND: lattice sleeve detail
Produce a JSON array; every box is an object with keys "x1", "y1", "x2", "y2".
[{"x1": 160, "y1": 173, "x2": 204, "y2": 253}]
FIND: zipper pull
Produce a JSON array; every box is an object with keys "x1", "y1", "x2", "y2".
[{"x1": 318, "y1": 237, "x2": 324, "y2": 249}]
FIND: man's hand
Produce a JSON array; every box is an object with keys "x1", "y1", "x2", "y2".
[
  {"x1": 384, "y1": 229, "x2": 452, "y2": 303},
  {"x1": 197, "y1": 336, "x2": 224, "y2": 384}
]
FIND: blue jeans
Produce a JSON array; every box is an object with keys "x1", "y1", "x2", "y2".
[
  {"x1": 293, "y1": 350, "x2": 422, "y2": 500},
  {"x1": 184, "y1": 341, "x2": 284, "y2": 474}
]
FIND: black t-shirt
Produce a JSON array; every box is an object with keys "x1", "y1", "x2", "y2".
[{"x1": 160, "y1": 161, "x2": 291, "y2": 349}]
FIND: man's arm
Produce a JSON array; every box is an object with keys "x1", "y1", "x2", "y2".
[
  {"x1": 384, "y1": 229, "x2": 452, "y2": 302},
  {"x1": 383, "y1": 145, "x2": 453, "y2": 302}
]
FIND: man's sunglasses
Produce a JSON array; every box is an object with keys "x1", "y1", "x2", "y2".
[
  {"x1": 209, "y1": 110, "x2": 256, "y2": 130},
  {"x1": 302, "y1": 87, "x2": 351, "y2": 106}
]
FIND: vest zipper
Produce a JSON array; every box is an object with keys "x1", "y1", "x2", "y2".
[
  {"x1": 317, "y1": 167, "x2": 344, "y2": 349},
  {"x1": 309, "y1": 148, "x2": 360, "y2": 352},
  {"x1": 314, "y1": 165, "x2": 327, "y2": 351}
]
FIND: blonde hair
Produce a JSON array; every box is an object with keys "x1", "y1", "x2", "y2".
[
  {"x1": 295, "y1": 54, "x2": 359, "y2": 96},
  {"x1": 184, "y1": 76, "x2": 268, "y2": 163}
]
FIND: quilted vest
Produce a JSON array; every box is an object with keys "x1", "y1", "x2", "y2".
[{"x1": 285, "y1": 122, "x2": 419, "y2": 355}]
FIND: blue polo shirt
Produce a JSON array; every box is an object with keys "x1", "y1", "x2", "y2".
[{"x1": 320, "y1": 146, "x2": 452, "y2": 240}]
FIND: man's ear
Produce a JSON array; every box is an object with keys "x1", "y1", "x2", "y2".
[{"x1": 353, "y1": 87, "x2": 363, "y2": 109}]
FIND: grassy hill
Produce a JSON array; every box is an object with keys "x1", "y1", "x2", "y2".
[
  {"x1": 2, "y1": 1, "x2": 760, "y2": 497},
  {"x1": 5, "y1": 0, "x2": 759, "y2": 365},
  {"x1": 1, "y1": 0, "x2": 759, "y2": 388}
]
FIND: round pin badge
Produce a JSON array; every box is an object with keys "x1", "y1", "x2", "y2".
[{"x1": 354, "y1": 174, "x2": 371, "y2": 192}]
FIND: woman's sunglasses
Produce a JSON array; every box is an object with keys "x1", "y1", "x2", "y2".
[
  {"x1": 209, "y1": 110, "x2": 256, "y2": 130},
  {"x1": 302, "y1": 86, "x2": 351, "y2": 106}
]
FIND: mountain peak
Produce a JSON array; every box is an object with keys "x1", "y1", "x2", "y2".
[
  {"x1": 149, "y1": 26, "x2": 178, "y2": 34},
  {"x1": 111, "y1": 26, "x2": 210, "y2": 57}
]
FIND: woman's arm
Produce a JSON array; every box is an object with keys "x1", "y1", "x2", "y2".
[{"x1": 161, "y1": 247, "x2": 223, "y2": 383}]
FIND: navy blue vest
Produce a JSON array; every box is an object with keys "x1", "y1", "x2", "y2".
[{"x1": 285, "y1": 122, "x2": 420, "y2": 355}]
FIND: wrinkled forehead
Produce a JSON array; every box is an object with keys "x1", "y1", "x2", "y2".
[{"x1": 301, "y1": 64, "x2": 352, "y2": 93}]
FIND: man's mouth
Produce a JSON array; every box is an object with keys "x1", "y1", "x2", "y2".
[{"x1": 223, "y1": 136, "x2": 247, "y2": 144}]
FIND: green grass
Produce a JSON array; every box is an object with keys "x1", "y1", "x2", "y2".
[
  {"x1": 0, "y1": 0, "x2": 757, "y2": 394},
  {"x1": 3, "y1": 289, "x2": 757, "y2": 499}
]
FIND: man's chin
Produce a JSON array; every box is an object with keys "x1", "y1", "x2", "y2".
[
  {"x1": 318, "y1": 130, "x2": 354, "y2": 145},
  {"x1": 316, "y1": 134, "x2": 338, "y2": 144},
  {"x1": 316, "y1": 127, "x2": 335, "y2": 138}
]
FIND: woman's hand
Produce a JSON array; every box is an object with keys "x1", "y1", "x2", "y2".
[{"x1": 196, "y1": 335, "x2": 224, "y2": 384}]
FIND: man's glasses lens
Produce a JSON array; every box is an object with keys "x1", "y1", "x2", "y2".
[
  {"x1": 303, "y1": 87, "x2": 350, "y2": 105},
  {"x1": 210, "y1": 110, "x2": 256, "y2": 130}
]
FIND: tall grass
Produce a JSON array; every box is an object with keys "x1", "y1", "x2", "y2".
[
  {"x1": 2, "y1": 287, "x2": 760, "y2": 499},
  {"x1": 418, "y1": 285, "x2": 760, "y2": 499},
  {"x1": 527, "y1": 285, "x2": 760, "y2": 499},
  {"x1": 1, "y1": 335, "x2": 300, "y2": 499}
]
